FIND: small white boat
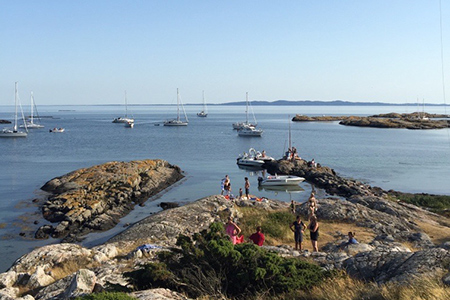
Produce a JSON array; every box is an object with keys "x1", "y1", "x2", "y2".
[
  {"x1": 236, "y1": 148, "x2": 273, "y2": 167},
  {"x1": 164, "y1": 88, "x2": 189, "y2": 126},
  {"x1": 0, "y1": 82, "x2": 28, "y2": 138},
  {"x1": 238, "y1": 125, "x2": 263, "y2": 137},
  {"x1": 49, "y1": 128, "x2": 65, "y2": 133},
  {"x1": 113, "y1": 91, "x2": 134, "y2": 123},
  {"x1": 258, "y1": 174, "x2": 305, "y2": 186},
  {"x1": 237, "y1": 155, "x2": 265, "y2": 167}
]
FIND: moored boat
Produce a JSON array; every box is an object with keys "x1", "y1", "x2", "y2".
[
  {"x1": 49, "y1": 128, "x2": 65, "y2": 133},
  {"x1": 258, "y1": 174, "x2": 305, "y2": 186}
]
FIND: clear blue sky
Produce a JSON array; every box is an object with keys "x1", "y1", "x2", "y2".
[{"x1": 1, "y1": 1, "x2": 449, "y2": 105}]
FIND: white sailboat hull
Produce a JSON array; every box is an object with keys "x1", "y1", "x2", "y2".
[{"x1": 0, "y1": 129, "x2": 27, "y2": 137}]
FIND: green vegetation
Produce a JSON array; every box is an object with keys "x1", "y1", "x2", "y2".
[
  {"x1": 238, "y1": 207, "x2": 294, "y2": 245},
  {"x1": 125, "y1": 222, "x2": 334, "y2": 299},
  {"x1": 75, "y1": 292, "x2": 136, "y2": 300},
  {"x1": 391, "y1": 192, "x2": 450, "y2": 216}
]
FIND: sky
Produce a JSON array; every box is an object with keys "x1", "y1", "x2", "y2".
[{"x1": 1, "y1": 0, "x2": 450, "y2": 105}]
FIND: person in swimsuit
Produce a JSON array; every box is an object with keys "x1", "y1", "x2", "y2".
[
  {"x1": 244, "y1": 177, "x2": 250, "y2": 200},
  {"x1": 308, "y1": 215, "x2": 319, "y2": 252},
  {"x1": 225, "y1": 216, "x2": 243, "y2": 245},
  {"x1": 290, "y1": 215, "x2": 307, "y2": 250}
]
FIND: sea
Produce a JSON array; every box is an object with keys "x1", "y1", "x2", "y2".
[{"x1": 0, "y1": 104, "x2": 449, "y2": 272}]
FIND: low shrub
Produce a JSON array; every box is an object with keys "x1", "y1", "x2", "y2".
[{"x1": 125, "y1": 222, "x2": 334, "y2": 299}]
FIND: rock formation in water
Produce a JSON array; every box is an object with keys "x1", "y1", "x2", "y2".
[
  {"x1": 36, "y1": 159, "x2": 184, "y2": 242},
  {"x1": 292, "y1": 112, "x2": 450, "y2": 129}
]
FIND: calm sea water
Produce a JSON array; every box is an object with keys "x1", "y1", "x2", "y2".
[{"x1": 0, "y1": 104, "x2": 449, "y2": 271}]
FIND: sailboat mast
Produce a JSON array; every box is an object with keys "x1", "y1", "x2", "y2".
[
  {"x1": 124, "y1": 91, "x2": 128, "y2": 118},
  {"x1": 177, "y1": 88, "x2": 180, "y2": 122},
  {"x1": 14, "y1": 82, "x2": 18, "y2": 132},
  {"x1": 30, "y1": 92, "x2": 34, "y2": 124},
  {"x1": 245, "y1": 92, "x2": 249, "y2": 125},
  {"x1": 288, "y1": 115, "x2": 292, "y2": 150}
]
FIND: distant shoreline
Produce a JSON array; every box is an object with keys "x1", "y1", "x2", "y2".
[{"x1": 1, "y1": 100, "x2": 449, "y2": 107}]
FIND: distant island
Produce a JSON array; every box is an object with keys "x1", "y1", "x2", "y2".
[
  {"x1": 214, "y1": 100, "x2": 450, "y2": 106},
  {"x1": 292, "y1": 112, "x2": 450, "y2": 130}
]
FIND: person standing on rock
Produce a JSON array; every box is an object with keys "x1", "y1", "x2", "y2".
[
  {"x1": 244, "y1": 177, "x2": 250, "y2": 200},
  {"x1": 308, "y1": 215, "x2": 319, "y2": 252},
  {"x1": 290, "y1": 215, "x2": 307, "y2": 250},
  {"x1": 220, "y1": 175, "x2": 227, "y2": 195},
  {"x1": 308, "y1": 192, "x2": 317, "y2": 217}
]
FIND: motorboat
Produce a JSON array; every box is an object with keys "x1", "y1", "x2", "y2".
[
  {"x1": 49, "y1": 128, "x2": 65, "y2": 133},
  {"x1": 236, "y1": 148, "x2": 274, "y2": 167},
  {"x1": 237, "y1": 155, "x2": 265, "y2": 167},
  {"x1": 258, "y1": 174, "x2": 305, "y2": 186},
  {"x1": 238, "y1": 125, "x2": 263, "y2": 137}
]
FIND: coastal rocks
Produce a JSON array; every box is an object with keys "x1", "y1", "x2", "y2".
[
  {"x1": 292, "y1": 115, "x2": 345, "y2": 122},
  {"x1": 343, "y1": 248, "x2": 450, "y2": 284},
  {"x1": 339, "y1": 116, "x2": 450, "y2": 130},
  {"x1": 38, "y1": 160, "x2": 184, "y2": 241},
  {"x1": 131, "y1": 288, "x2": 192, "y2": 300},
  {"x1": 108, "y1": 195, "x2": 240, "y2": 245}
]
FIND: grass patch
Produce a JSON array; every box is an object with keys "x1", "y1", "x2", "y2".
[
  {"x1": 390, "y1": 192, "x2": 450, "y2": 216},
  {"x1": 237, "y1": 206, "x2": 376, "y2": 251}
]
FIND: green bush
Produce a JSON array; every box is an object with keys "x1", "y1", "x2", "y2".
[
  {"x1": 392, "y1": 192, "x2": 450, "y2": 214},
  {"x1": 75, "y1": 292, "x2": 136, "y2": 300},
  {"x1": 125, "y1": 222, "x2": 334, "y2": 299}
]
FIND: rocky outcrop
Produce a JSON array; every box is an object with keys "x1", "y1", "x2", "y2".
[
  {"x1": 1, "y1": 194, "x2": 449, "y2": 298},
  {"x1": 292, "y1": 115, "x2": 345, "y2": 122},
  {"x1": 264, "y1": 159, "x2": 445, "y2": 247},
  {"x1": 37, "y1": 160, "x2": 184, "y2": 242},
  {"x1": 339, "y1": 116, "x2": 450, "y2": 129},
  {"x1": 292, "y1": 112, "x2": 450, "y2": 129}
]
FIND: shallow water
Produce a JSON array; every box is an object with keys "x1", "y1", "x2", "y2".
[{"x1": 0, "y1": 104, "x2": 449, "y2": 271}]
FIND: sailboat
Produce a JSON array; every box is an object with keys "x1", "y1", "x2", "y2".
[
  {"x1": 164, "y1": 88, "x2": 189, "y2": 126},
  {"x1": 112, "y1": 91, "x2": 134, "y2": 123},
  {"x1": 232, "y1": 92, "x2": 258, "y2": 130},
  {"x1": 0, "y1": 82, "x2": 28, "y2": 138},
  {"x1": 21, "y1": 92, "x2": 44, "y2": 129},
  {"x1": 197, "y1": 90, "x2": 208, "y2": 117},
  {"x1": 237, "y1": 92, "x2": 263, "y2": 137}
]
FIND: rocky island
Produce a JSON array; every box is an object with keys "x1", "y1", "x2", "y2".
[
  {"x1": 36, "y1": 159, "x2": 184, "y2": 242},
  {"x1": 0, "y1": 159, "x2": 449, "y2": 299},
  {"x1": 292, "y1": 112, "x2": 450, "y2": 129}
]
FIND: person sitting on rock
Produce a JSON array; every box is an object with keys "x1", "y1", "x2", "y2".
[
  {"x1": 347, "y1": 231, "x2": 358, "y2": 244},
  {"x1": 249, "y1": 226, "x2": 265, "y2": 246}
]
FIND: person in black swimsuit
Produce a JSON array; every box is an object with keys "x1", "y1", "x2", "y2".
[{"x1": 309, "y1": 215, "x2": 319, "y2": 252}]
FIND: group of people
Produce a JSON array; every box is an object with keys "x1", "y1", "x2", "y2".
[
  {"x1": 289, "y1": 214, "x2": 319, "y2": 252},
  {"x1": 283, "y1": 147, "x2": 300, "y2": 161},
  {"x1": 226, "y1": 217, "x2": 265, "y2": 246},
  {"x1": 221, "y1": 175, "x2": 251, "y2": 200}
]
